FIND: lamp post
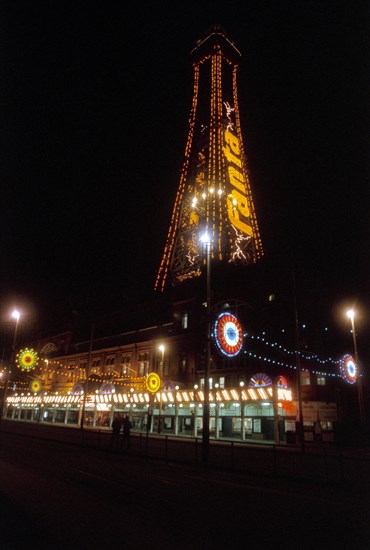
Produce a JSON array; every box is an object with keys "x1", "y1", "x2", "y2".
[
  {"x1": 346, "y1": 309, "x2": 365, "y2": 426},
  {"x1": 158, "y1": 344, "x2": 165, "y2": 434},
  {"x1": 80, "y1": 322, "x2": 94, "y2": 429},
  {"x1": 292, "y1": 271, "x2": 304, "y2": 452},
  {"x1": 158, "y1": 344, "x2": 165, "y2": 378},
  {"x1": 200, "y1": 232, "x2": 211, "y2": 464},
  {"x1": 1, "y1": 309, "x2": 21, "y2": 421}
]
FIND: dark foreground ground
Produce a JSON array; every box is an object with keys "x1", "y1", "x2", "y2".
[{"x1": 0, "y1": 427, "x2": 369, "y2": 550}]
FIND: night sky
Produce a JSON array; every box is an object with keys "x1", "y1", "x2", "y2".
[{"x1": 0, "y1": 1, "x2": 369, "y2": 338}]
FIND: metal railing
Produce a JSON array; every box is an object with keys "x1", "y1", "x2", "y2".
[{"x1": 2, "y1": 419, "x2": 369, "y2": 489}]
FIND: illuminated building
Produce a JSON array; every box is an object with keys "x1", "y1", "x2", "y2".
[
  {"x1": 2, "y1": 293, "x2": 360, "y2": 444},
  {"x1": 155, "y1": 25, "x2": 263, "y2": 292}
]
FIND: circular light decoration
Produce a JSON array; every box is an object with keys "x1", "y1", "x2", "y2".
[
  {"x1": 249, "y1": 373, "x2": 272, "y2": 388},
  {"x1": 17, "y1": 348, "x2": 39, "y2": 372},
  {"x1": 163, "y1": 380, "x2": 175, "y2": 392},
  {"x1": 30, "y1": 379, "x2": 42, "y2": 393},
  {"x1": 72, "y1": 382, "x2": 85, "y2": 395},
  {"x1": 100, "y1": 381, "x2": 115, "y2": 395},
  {"x1": 146, "y1": 372, "x2": 161, "y2": 393},
  {"x1": 214, "y1": 312, "x2": 243, "y2": 357},
  {"x1": 277, "y1": 375, "x2": 288, "y2": 389},
  {"x1": 340, "y1": 354, "x2": 359, "y2": 384}
]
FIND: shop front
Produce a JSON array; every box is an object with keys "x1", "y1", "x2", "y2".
[{"x1": 4, "y1": 385, "x2": 296, "y2": 443}]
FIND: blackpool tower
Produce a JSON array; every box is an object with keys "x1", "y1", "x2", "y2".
[{"x1": 155, "y1": 26, "x2": 263, "y2": 291}]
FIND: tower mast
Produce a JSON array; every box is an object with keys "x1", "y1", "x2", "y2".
[{"x1": 155, "y1": 25, "x2": 263, "y2": 291}]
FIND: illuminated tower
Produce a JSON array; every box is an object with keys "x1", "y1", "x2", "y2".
[{"x1": 155, "y1": 25, "x2": 263, "y2": 291}]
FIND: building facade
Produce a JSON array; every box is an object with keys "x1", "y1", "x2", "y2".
[{"x1": 4, "y1": 290, "x2": 355, "y2": 445}]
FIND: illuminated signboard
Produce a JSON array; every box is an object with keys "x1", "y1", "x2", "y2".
[{"x1": 214, "y1": 312, "x2": 243, "y2": 357}]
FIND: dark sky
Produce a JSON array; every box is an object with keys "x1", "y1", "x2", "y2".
[{"x1": 0, "y1": 1, "x2": 369, "y2": 335}]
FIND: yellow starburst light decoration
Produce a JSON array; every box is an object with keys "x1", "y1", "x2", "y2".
[
  {"x1": 146, "y1": 372, "x2": 161, "y2": 393},
  {"x1": 17, "y1": 348, "x2": 39, "y2": 372},
  {"x1": 30, "y1": 379, "x2": 42, "y2": 392}
]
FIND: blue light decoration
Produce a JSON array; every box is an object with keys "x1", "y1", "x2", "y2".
[
  {"x1": 213, "y1": 312, "x2": 244, "y2": 357},
  {"x1": 249, "y1": 373, "x2": 272, "y2": 387},
  {"x1": 101, "y1": 381, "x2": 115, "y2": 394},
  {"x1": 339, "y1": 354, "x2": 359, "y2": 384},
  {"x1": 163, "y1": 380, "x2": 175, "y2": 392},
  {"x1": 72, "y1": 382, "x2": 84, "y2": 395},
  {"x1": 277, "y1": 375, "x2": 288, "y2": 389}
]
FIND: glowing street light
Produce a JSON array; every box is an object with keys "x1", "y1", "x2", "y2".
[
  {"x1": 200, "y1": 231, "x2": 212, "y2": 464},
  {"x1": 11, "y1": 309, "x2": 21, "y2": 323},
  {"x1": 346, "y1": 309, "x2": 365, "y2": 425}
]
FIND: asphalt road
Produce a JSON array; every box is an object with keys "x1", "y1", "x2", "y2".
[{"x1": 0, "y1": 432, "x2": 368, "y2": 550}]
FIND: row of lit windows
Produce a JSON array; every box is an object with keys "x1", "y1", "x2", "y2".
[
  {"x1": 71, "y1": 351, "x2": 151, "y2": 372},
  {"x1": 301, "y1": 372, "x2": 326, "y2": 386}
]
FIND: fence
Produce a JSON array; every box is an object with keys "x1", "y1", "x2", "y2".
[{"x1": 1, "y1": 419, "x2": 369, "y2": 489}]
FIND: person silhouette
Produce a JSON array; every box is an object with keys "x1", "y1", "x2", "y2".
[
  {"x1": 122, "y1": 415, "x2": 132, "y2": 450},
  {"x1": 110, "y1": 414, "x2": 122, "y2": 451}
]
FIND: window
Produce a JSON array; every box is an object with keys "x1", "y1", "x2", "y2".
[
  {"x1": 300, "y1": 371, "x2": 311, "y2": 386},
  {"x1": 138, "y1": 352, "x2": 150, "y2": 377},
  {"x1": 253, "y1": 419, "x2": 261, "y2": 433},
  {"x1": 317, "y1": 376, "x2": 326, "y2": 386},
  {"x1": 320, "y1": 420, "x2": 333, "y2": 431},
  {"x1": 268, "y1": 294, "x2": 275, "y2": 302},
  {"x1": 164, "y1": 360, "x2": 169, "y2": 377},
  {"x1": 219, "y1": 377, "x2": 225, "y2": 389},
  {"x1": 180, "y1": 356, "x2": 187, "y2": 376},
  {"x1": 181, "y1": 312, "x2": 188, "y2": 329},
  {"x1": 200, "y1": 377, "x2": 216, "y2": 389},
  {"x1": 226, "y1": 375, "x2": 233, "y2": 388},
  {"x1": 121, "y1": 354, "x2": 132, "y2": 376}
]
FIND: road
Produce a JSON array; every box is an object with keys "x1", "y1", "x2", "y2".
[{"x1": 0, "y1": 431, "x2": 368, "y2": 549}]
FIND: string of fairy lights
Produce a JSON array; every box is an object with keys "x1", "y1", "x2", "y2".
[
  {"x1": 0, "y1": 322, "x2": 356, "y2": 395},
  {"x1": 246, "y1": 333, "x2": 344, "y2": 379}
]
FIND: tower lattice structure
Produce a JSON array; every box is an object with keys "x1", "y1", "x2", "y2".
[{"x1": 155, "y1": 26, "x2": 263, "y2": 291}]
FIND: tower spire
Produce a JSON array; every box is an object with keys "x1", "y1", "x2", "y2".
[{"x1": 155, "y1": 27, "x2": 263, "y2": 291}]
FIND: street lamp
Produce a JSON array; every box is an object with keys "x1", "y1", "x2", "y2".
[
  {"x1": 346, "y1": 309, "x2": 365, "y2": 425},
  {"x1": 158, "y1": 344, "x2": 165, "y2": 378},
  {"x1": 1, "y1": 309, "x2": 21, "y2": 420},
  {"x1": 157, "y1": 344, "x2": 165, "y2": 434},
  {"x1": 200, "y1": 231, "x2": 211, "y2": 464},
  {"x1": 292, "y1": 271, "x2": 304, "y2": 452},
  {"x1": 80, "y1": 322, "x2": 94, "y2": 429}
]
